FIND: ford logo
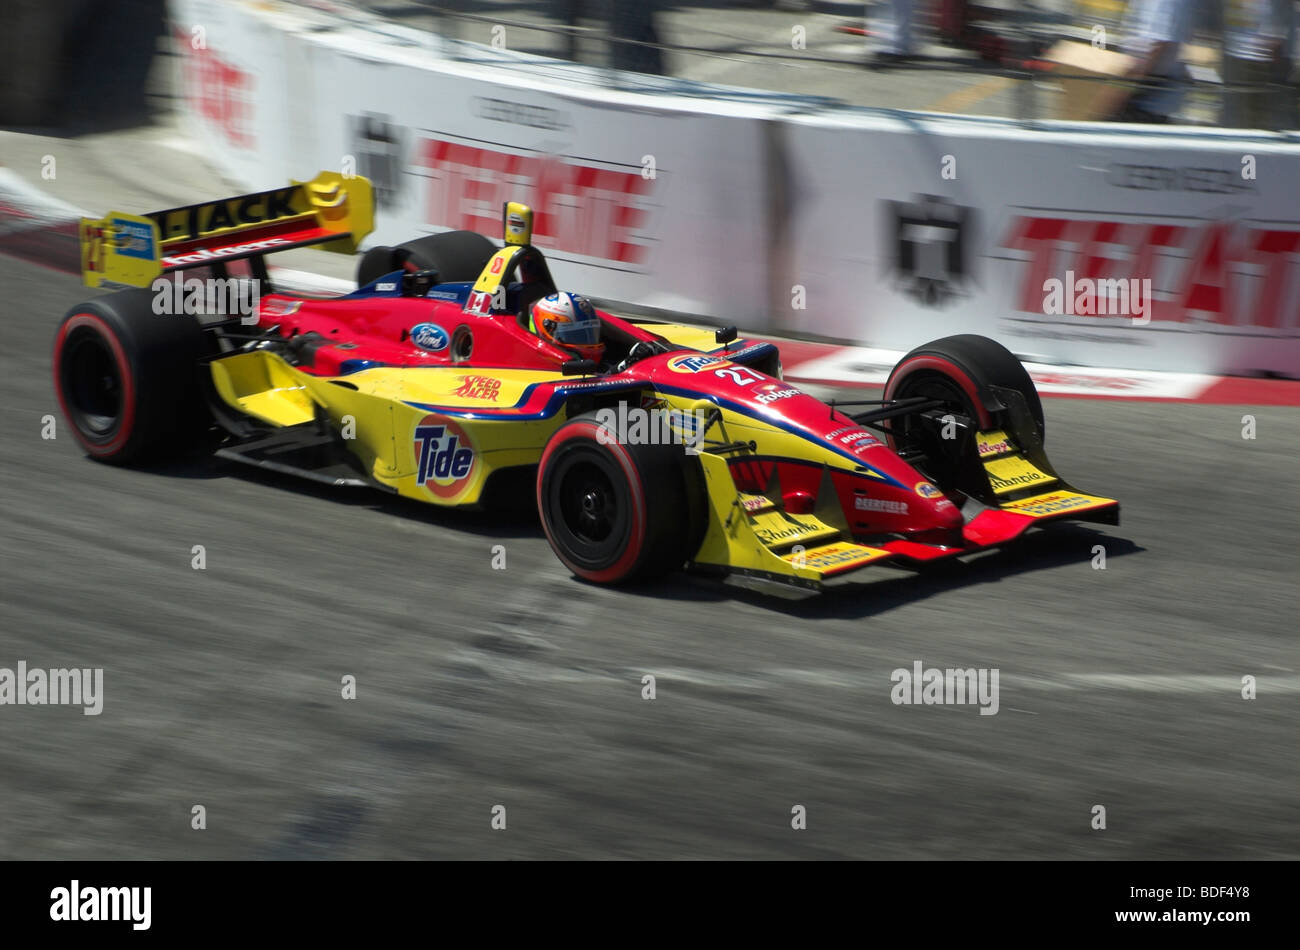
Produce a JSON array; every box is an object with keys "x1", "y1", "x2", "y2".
[{"x1": 411, "y1": 323, "x2": 449, "y2": 352}]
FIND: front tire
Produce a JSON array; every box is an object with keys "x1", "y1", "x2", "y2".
[
  {"x1": 537, "y1": 411, "x2": 703, "y2": 584},
  {"x1": 883, "y1": 334, "x2": 1044, "y2": 455},
  {"x1": 53, "y1": 289, "x2": 212, "y2": 464}
]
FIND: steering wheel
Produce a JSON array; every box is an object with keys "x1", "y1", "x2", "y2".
[
  {"x1": 616, "y1": 340, "x2": 659, "y2": 374},
  {"x1": 401, "y1": 268, "x2": 441, "y2": 297}
]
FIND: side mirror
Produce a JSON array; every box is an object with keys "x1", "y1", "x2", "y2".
[
  {"x1": 502, "y1": 201, "x2": 534, "y2": 246},
  {"x1": 715, "y1": 325, "x2": 738, "y2": 347},
  {"x1": 561, "y1": 358, "x2": 598, "y2": 377}
]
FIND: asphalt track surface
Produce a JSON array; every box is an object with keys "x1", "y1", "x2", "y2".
[{"x1": 1, "y1": 250, "x2": 1297, "y2": 859}]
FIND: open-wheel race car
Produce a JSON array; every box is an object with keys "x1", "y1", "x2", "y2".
[{"x1": 54, "y1": 172, "x2": 1119, "y2": 590}]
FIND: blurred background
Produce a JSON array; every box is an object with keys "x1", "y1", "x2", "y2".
[{"x1": 2, "y1": 1, "x2": 1296, "y2": 130}]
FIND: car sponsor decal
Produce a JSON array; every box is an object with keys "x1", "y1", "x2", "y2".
[
  {"x1": 261, "y1": 298, "x2": 301, "y2": 317},
  {"x1": 413, "y1": 415, "x2": 476, "y2": 499},
  {"x1": 111, "y1": 218, "x2": 155, "y2": 259},
  {"x1": 451, "y1": 375, "x2": 502, "y2": 401},
  {"x1": 984, "y1": 456, "x2": 1055, "y2": 494},
  {"x1": 754, "y1": 384, "x2": 800, "y2": 405},
  {"x1": 410, "y1": 323, "x2": 449, "y2": 352},
  {"x1": 976, "y1": 429, "x2": 1013, "y2": 458},
  {"x1": 855, "y1": 496, "x2": 908, "y2": 515},
  {"x1": 915, "y1": 481, "x2": 944, "y2": 499},
  {"x1": 782, "y1": 543, "x2": 885, "y2": 573},
  {"x1": 753, "y1": 518, "x2": 824, "y2": 545},
  {"x1": 161, "y1": 236, "x2": 291, "y2": 267},
  {"x1": 666, "y1": 353, "x2": 729, "y2": 374},
  {"x1": 416, "y1": 136, "x2": 653, "y2": 266},
  {"x1": 1002, "y1": 491, "x2": 1110, "y2": 517},
  {"x1": 835, "y1": 428, "x2": 880, "y2": 451}
]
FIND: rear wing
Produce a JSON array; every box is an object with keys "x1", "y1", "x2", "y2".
[{"x1": 78, "y1": 171, "x2": 374, "y2": 288}]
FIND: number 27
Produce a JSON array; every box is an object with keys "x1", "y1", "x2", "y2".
[{"x1": 714, "y1": 366, "x2": 762, "y2": 386}]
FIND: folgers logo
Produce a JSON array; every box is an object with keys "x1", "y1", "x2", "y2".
[
  {"x1": 666, "y1": 354, "x2": 728, "y2": 374},
  {"x1": 754, "y1": 383, "x2": 800, "y2": 405},
  {"x1": 413, "y1": 415, "x2": 477, "y2": 499}
]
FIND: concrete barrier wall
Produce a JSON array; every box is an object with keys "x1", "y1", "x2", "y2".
[{"x1": 168, "y1": 0, "x2": 1300, "y2": 377}]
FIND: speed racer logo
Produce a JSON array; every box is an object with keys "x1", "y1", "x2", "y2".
[
  {"x1": 413, "y1": 415, "x2": 477, "y2": 499},
  {"x1": 666, "y1": 354, "x2": 728, "y2": 374},
  {"x1": 452, "y1": 375, "x2": 501, "y2": 401}
]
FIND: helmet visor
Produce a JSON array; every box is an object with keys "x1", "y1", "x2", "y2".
[{"x1": 551, "y1": 317, "x2": 601, "y2": 346}]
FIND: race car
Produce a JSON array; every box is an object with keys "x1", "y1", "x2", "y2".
[{"x1": 53, "y1": 172, "x2": 1119, "y2": 589}]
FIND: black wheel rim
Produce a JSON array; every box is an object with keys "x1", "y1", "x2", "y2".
[
  {"x1": 544, "y1": 446, "x2": 630, "y2": 569},
  {"x1": 892, "y1": 373, "x2": 974, "y2": 455},
  {"x1": 62, "y1": 328, "x2": 123, "y2": 438}
]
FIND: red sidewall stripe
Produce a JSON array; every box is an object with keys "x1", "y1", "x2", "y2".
[
  {"x1": 884, "y1": 354, "x2": 993, "y2": 430},
  {"x1": 537, "y1": 420, "x2": 648, "y2": 584},
  {"x1": 52, "y1": 313, "x2": 137, "y2": 458}
]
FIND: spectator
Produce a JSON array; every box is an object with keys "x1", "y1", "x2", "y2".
[
  {"x1": 1102, "y1": 0, "x2": 1196, "y2": 123},
  {"x1": 1222, "y1": 0, "x2": 1297, "y2": 129}
]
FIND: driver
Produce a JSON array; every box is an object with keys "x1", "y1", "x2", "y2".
[{"x1": 529, "y1": 292, "x2": 605, "y2": 363}]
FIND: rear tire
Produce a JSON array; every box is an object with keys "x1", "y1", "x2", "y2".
[
  {"x1": 355, "y1": 230, "x2": 498, "y2": 287},
  {"x1": 883, "y1": 334, "x2": 1044, "y2": 454},
  {"x1": 537, "y1": 411, "x2": 704, "y2": 584},
  {"x1": 53, "y1": 289, "x2": 212, "y2": 465}
]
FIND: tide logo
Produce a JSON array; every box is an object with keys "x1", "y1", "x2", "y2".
[
  {"x1": 413, "y1": 416, "x2": 477, "y2": 499},
  {"x1": 666, "y1": 354, "x2": 727, "y2": 374},
  {"x1": 915, "y1": 481, "x2": 943, "y2": 499}
]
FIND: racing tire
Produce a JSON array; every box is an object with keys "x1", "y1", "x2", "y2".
[
  {"x1": 53, "y1": 288, "x2": 212, "y2": 465},
  {"x1": 537, "y1": 411, "x2": 704, "y2": 584},
  {"x1": 355, "y1": 230, "x2": 499, "y2": 287},
  {"x1": 883, "y1": 334, "x2": 1044, "y2": 454}
]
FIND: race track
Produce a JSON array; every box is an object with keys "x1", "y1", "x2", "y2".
[{"x1": 1, "y1": 253, "x2": 1296, "y2": 859}]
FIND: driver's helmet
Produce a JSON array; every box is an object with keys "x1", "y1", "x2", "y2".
[{"x1": 529, "y1": 292, "x2": 604, "y2": 362}]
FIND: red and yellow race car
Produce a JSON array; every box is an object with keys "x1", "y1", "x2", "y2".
[{"x1": 54, "y1": 173, "x2": 1118, "y2": 590}]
